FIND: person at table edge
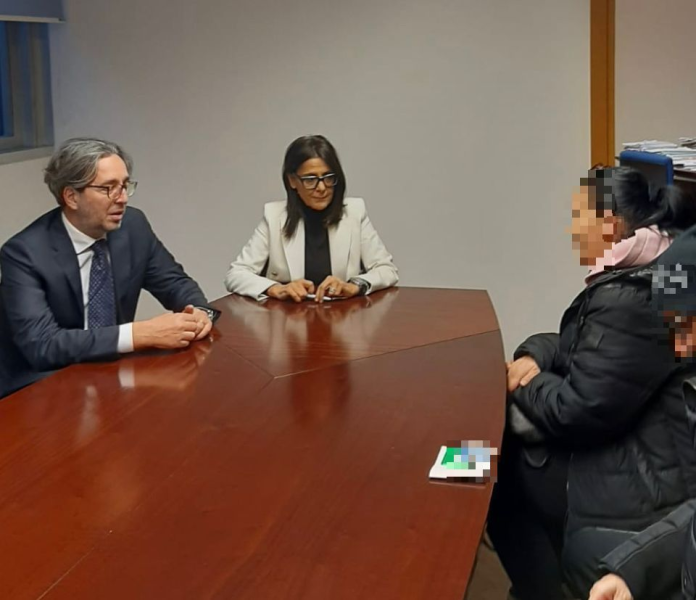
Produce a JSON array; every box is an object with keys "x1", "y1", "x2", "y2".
[
  {"x1": 224, "y1": 134, "x2": 398, "y2": 303},
  {"x1": 0, "y1": 137, "x2": 217, "y2": 399}
]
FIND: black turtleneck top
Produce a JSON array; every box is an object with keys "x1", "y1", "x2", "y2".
[{"x1": 301, "y1": 203, "x2": 332, "y2": 286}]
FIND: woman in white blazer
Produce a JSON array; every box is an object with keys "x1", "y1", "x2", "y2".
[{"x1": 225, "y1": 135, "x2": 398, "y2": 303}]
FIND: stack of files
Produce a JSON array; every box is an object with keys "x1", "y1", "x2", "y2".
[
  {"x1": 623, "y1": 140, "x2": 679, "y2": 152},
  {"x1": 622, "y1": 139, "x2": 696, "y2": 171}
]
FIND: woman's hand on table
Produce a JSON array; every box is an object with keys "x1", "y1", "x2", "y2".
[
  {"x1": 266, "y1": 280, "x2": 315, "y2": 303},
  {"x1": 315, "y1": 276, "x2": 359, "y2": 303}
]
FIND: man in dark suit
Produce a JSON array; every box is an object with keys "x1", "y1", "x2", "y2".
[{"x1": 0, "y1": 137, "x2": 217, "y2": 398}]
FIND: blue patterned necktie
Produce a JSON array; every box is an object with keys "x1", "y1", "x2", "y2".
[{"x1": 87, "y1": 239, "x2": 117, "y2": 328}]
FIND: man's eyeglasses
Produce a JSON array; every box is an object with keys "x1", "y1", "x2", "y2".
[
  {"x1": 296, "y1": 173, "x2": 338, "y2": 190},
  {"x1": 83, "y1": 181, "x2": 138, "y2": 200}
]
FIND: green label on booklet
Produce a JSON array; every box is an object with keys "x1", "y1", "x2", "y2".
[
  {"x1": 429, "y1": 442, "x2": 497, "y2": 481},
  {"x1": 441, "y1": 446, "x2": 478, "y2": 470}
]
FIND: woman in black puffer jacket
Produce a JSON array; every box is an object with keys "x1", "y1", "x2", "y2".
[
  {"x1": 586, "y1": 230, "x2": 696, "y2": 600},
  {"x1": 487, "y1": 167, "x2": 696, "y2": 600}
]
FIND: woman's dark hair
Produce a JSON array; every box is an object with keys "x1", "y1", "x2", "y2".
[
  {"x1": 282, "y1": 135, "x2": 347, "y2": 238},
  {"x1": 582, "y1": 166, "x2": 696, "y2": 236}
]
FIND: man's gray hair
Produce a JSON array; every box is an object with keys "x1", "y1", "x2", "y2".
[{"x1": 44, "y1": 138, "x2": 134, "y2": 205}]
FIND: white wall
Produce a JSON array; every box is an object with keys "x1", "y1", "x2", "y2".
[
  {"x1": 44, "y1": 0, "x2": 588, "y2": 354},
  {"x1": 616, "y1": 0, "x2": 696, "y2": 149},
  {"x1": 0, "y1": 157, "x2": 52, "y2": 244}
]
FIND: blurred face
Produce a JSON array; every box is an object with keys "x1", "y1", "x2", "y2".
[
  {"x1": 570, "y1": 185, "x2": 620, "y2": 267},
  {"x1": 288, "y1": 158, "x2": 336, "y2": 211},
  {"x1": 62, "y1": 155, "x2": 130, "y2": 239},
  {"x1": 664, "y1": 313, "x2": 696, "y2": 358}
]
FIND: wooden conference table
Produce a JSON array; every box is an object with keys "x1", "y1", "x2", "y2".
[{"x1": 0, "y1": 287, "x2": 505, "y2": 600}]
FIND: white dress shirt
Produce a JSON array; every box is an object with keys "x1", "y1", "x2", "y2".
[{"x1": 61, "y1": 213, "x2": 134, "y2": 353}]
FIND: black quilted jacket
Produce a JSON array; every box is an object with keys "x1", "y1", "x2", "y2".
[{"x1": 512, "y1": 266, "x2": 696, "y2": 536}]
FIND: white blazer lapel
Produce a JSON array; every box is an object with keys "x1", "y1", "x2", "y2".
[
  {"x1": 282, "y1": 216, "x2": 305, "y2": 281},
  {"x1": 329, "y1": 214, "x2": 351, "y2": 281}
]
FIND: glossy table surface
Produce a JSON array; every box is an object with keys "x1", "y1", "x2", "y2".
[{"x1": 0, "y1": 287, "x2": 505, "y2": 600}]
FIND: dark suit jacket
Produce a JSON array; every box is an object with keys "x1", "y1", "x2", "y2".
[{"x1": 0, "y1": 207, "x2": 209, "y2": 398}]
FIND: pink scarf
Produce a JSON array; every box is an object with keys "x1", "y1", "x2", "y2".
[{"x1": 585, "y1": 226, "x2": 672, "y2": 284}]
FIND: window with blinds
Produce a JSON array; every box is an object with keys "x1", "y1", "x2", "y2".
[{"x1": 0, "y1": 19, "x2": 55, "y2": 156}]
